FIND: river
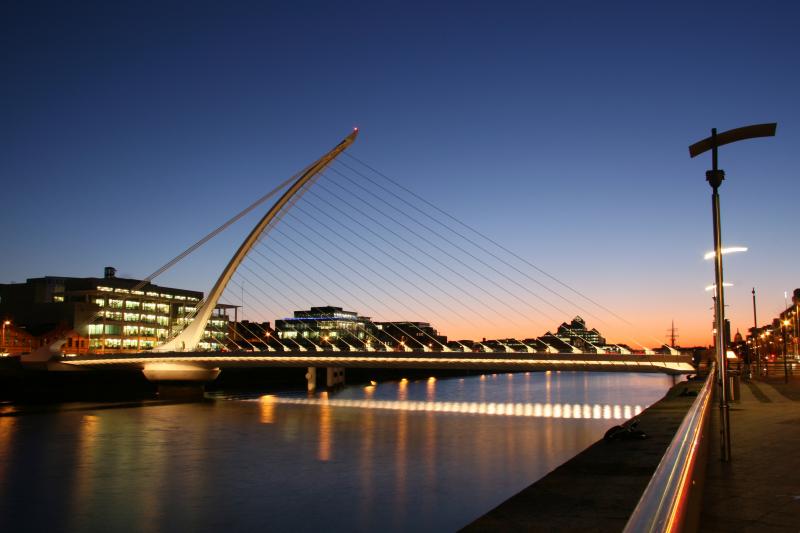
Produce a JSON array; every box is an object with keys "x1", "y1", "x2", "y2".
[{"x1": 0, "y1": 371, "x2": 673, "y2": 532}]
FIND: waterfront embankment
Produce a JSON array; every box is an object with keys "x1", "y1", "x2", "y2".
[{"x1": 463, "y1": 376, "x2": 704, "y2": 532}]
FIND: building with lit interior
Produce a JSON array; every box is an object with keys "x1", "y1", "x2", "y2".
[
  {"x1": 0, "y1": 267, "x2": 231, "y2": 353},
  {"x1": 555, "y1": 316, "x2": 607, "y2": 351},
  {"x1": 274, "y1": 306, "x2": 373, "y2": 349}
]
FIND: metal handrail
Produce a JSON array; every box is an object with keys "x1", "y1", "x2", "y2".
[{"x1": 623, "y1": 366, "x2": 714, "y2": 533}]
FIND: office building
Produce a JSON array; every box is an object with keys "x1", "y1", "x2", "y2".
[{"x1": 0, "y1": 267, "x2": 231, "y2": 353}]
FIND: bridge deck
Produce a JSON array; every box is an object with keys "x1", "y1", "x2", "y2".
[{"x1": 61, "y1": 351, "x2": 694, "y2": 374}]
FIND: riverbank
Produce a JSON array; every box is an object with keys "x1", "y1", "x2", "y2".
[{"x1": 462, "y1": 376, "x2": 704, "y2": 532}]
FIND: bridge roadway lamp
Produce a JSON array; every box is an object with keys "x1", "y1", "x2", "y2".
[{"x1": 689, "y1": 122, "x2": 776, "y2": 463}]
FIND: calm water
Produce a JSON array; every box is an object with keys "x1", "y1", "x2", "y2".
[{"x1": 0, "y1": 371, "x2": 672, "y2": 532}]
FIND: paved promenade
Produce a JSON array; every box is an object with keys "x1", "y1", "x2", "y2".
[{"x1": 700, "y1": 375, "x2": 800, "y2": 532}]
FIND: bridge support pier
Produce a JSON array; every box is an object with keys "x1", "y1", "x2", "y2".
[
  {"x1": 306, "y1": 367, "x2": 345, "y2": 394},
  {"x1": 142, "y1": 363, "x2": 221, "y2": 400}
]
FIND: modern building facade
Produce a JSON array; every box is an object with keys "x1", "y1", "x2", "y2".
[
  {"x1": 274, "y1": 306, "x2": 374, "y2": 349},
  {"x1": 556, "y1": 316, "x2": 606, "y2": 349},
  {"x1": 0, "y1": 267, "x2": 231, "y2": 354}
]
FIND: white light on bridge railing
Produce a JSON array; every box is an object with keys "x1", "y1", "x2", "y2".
[{"x1": 703, "y1": 246, "x2": 748, "y2": 260}]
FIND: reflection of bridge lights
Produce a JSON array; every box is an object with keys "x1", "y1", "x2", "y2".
[
  {"x1": 426, "y1": 377, "x2": 436, "y2": 402},
  {"x1": 259, "y1": 395, "x2": 275, "y2": 424},
  {"x1": 264, "y1": 397, "x2": 643, "y2": 420}
]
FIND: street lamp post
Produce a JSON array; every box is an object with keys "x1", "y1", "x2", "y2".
[
  {"x1": 1, "y1": 320, "x2": 10, "y2": 353},
  {"x1": 689, "y1": 122, "x2": 777, "y2": 463},
  {"x1": 782, "y1": 319, "x2": 790, "y2": 384},
  {"x1": 752, "y1": 288, "x2": 760, "y2": 377}
]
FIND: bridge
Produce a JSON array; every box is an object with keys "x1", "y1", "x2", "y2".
[
  {"x1": 58, "y1": 351, "x2": 693, "y2": 392},
  {"x1": 26, "y1": 128, "x2": 693, "y2": 393}
]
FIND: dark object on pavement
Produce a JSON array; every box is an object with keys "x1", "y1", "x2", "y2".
[{"x1": 604, "y1": 417, "x2": 648, "y2": 440}]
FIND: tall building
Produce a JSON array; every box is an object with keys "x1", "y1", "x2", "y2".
[{"x1": 0, "y1": 267, "x2": 231, "y2": 353}]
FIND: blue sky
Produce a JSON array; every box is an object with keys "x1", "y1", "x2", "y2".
[{"x1": 2, "y1": 1, "x2": 798, "y2": 345}]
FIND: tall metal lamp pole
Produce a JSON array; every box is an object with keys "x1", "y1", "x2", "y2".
[
  {"x1": 752, "y1": 288, "x2": 759, "y2": 377},
  {"x1": 689, "y1": 122, "x2": 777, "y2": 463}
]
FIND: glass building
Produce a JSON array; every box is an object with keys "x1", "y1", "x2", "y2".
[
  {"x1": 555, "y1": 316, "x2": 606, "y2": 349},
  {"x1": 0, "y1": 267, "x2": 230, "y2": 353},
  {"x1": 275, "y1": 306, "x2": 373, "y2": 349}
]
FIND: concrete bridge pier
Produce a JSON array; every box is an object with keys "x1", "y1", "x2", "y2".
[
  {"x1": 306, "y1": 367, "x2": 345, "y2": 394},
  {"x1": 142, "y1": 363, "x2": 221, "y2": 400}
]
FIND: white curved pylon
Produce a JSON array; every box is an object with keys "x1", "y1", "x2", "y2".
[{"x1": 154, "y1": 129, "x2": 359, "y2": 352}]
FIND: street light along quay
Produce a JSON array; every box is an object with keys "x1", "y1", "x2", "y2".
[
  {"x1": 704, "y1": 283, "x2": 734, "y2": 293},
  {"x1": 689, "y1": 122, "x2": 776, "y2": 463},
  {"x1": 1, "y1": 320, "x2": 10, "y2": 355},
  {"x1": 703, "y1": 246, "x2": 748, "y2": 261}
]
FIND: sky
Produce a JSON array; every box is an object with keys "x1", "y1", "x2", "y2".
[{"x1": 2, "y1": 0, "x2": 799, "y2": 347}]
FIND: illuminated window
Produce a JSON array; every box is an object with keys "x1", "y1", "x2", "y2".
[
  {"x1": 109, "y1": 299, "x2": 123, "y2": 309},
  {"x1": 142, "y1": 302, "x2": 156, "y2": 311},
  {"x1": 131, "y1": 290, "x2": 144, "y2": 296},
  {"x1": 125, "y1": 301, "x2": 140, "y2": 309},
  {"x1": 104, "y1": 311, "x2": 123, "y2": 321},
  {"x1": 115, "y1": 288, "x2": 130, "y2": 294},
  {"x1": 97, "y1": 286, "x2": 113, "y2": 292},
  {"x1": 53, "y1": 295, "x2": 64, "y2": 302},
  {"x1": 124, "y1": 313, "x2": 140, "y2": 322},
  {"x1": 94, "y1": 298, "x2": 105, "y2": 307}
]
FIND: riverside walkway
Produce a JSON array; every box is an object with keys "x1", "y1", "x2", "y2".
[{"x1": 700, "y1": 375, "x2": 800, "y2": 531}]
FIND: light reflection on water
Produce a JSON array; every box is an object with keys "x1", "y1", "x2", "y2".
[
  {"x1": 265, "y1": 395, "x2": 642, "y2": 419},
  {"x1": 0, "y1": 372, "x2": 673, "y2": 533}
]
